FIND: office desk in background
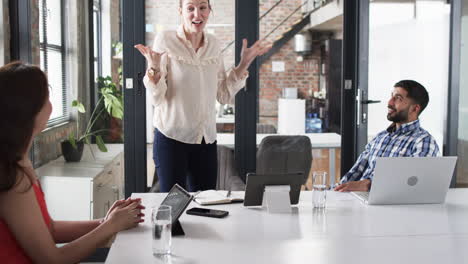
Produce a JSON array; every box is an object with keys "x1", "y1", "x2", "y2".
[
  {"x1": 216, "y1": 133, "x2": 341, "y2": 185},
  {"x1": 106, "y1": 190, "x2": 468, "y2": 264}
]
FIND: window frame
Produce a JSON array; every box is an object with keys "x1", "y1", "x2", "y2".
[
  {"x1": 39, "y1": 0, "x2": 69, "y2": 126},
  {"x1": 91, "y1": 0, "x2": 103, "y2": 110}
]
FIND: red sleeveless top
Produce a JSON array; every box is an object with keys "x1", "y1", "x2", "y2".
[{"x1": 0, "y1": 183, "x2": 52, "y2": 264}]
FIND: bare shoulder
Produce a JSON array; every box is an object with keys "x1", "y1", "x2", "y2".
[
  {"x1": 0, "y1": 171, "x2": 36, "y2": 216},
  {"x1": 0, "y1": 170, "x2": 59, "y2": 263}
]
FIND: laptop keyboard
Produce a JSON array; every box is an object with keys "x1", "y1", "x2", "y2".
[{"x1": 353, "y1": 191, "x2": 370, "y2": 201}]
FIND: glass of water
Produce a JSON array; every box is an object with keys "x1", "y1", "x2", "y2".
[
  {"x1": 152, "y1": 205, "x2": 172, "y2": 256},
  {"x1": 312, "y1": 171, "x2": 328, "y2": 209}
]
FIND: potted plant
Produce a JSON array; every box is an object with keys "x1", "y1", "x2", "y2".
[
  {"x1": 61, "y1": 80, "x2": 123, "y2": 162},
  {"x1": 95, "y1": 76, "x2": 124, "y2": 143}
]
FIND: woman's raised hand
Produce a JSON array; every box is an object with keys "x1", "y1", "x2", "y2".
[
  {"x1": 134, "y1": 44, "x2": 164, "y2": 69},
  {"x1": 134, "y1": 44, "x2": 165, "y2": 83},
  {"x1": 239, "y1": 39, "x2": 272, "y2": 70}
]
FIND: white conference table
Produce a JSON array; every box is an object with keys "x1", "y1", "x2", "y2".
[
  {"x1": 216, "y1": 133, "x2": 341, "y2": 184},
  {"x1": 106, "y1": 189, "x2": 468, "y2": 264}
]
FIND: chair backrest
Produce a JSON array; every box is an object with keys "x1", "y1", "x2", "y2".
[
  {"x1": 216, "y1": 145, "x2": 237, "y2": 190},
  {"x1": 256, "y1": 135, "x2": 312, "y2": 185}
]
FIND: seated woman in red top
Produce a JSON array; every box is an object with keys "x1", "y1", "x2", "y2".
[{"x1": 0, "y1": 62, "x2": 144, "y2": 263}]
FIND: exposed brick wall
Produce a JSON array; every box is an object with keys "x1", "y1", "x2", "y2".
[
  {"x1": 260, "y1": 0, "x2": 302, "y2": 41},
  {"x1": 31, "y1": 0, "x2": 40, "y2": 65},
  {"x1": 145, "y1": 0, "x2": 319, "y2": 129},
  {"x1": 259, "y1": 43, "x2": 321, "y2": 127},
  {"x1": 33, "y1": 123, "x2": 76, "y2": 168},
  {"x1": 259, "y1": 0, "x2": 320, "y2": 127}
]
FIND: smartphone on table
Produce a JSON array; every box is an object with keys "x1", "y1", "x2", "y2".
[{"x1": 186, "y1": 207, "x2": 229, "y2": 218}]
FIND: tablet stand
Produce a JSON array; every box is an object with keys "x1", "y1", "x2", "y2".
[
  {"x1": 262, "y1": 185, "x2": 292, "y2": 213},
  {"x1": 172, "y1": 220, "x2": 185, "y2": 236}
]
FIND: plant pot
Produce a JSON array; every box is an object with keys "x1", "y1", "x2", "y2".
[
  {"x1": 61, "y1": 140, "x2": 84, "y2": 162},
  {"x1": 108, "y1": 116, "x2": 124, "y2": 142}
]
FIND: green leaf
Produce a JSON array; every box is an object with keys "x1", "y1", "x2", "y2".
[
  {"x1": 112, "y1": 107, "x2": 124, "y2": 119},
  {"x1": 96, "y1": 135, "x2": 108, "y2": 152},
  {"x1": 72, "y1": 100, "x2": 86, "y2": 113},
  {"x1": 84, "y1": 136, "x2": 91, "y2": 145}
]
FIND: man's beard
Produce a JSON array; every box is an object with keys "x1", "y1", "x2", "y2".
[{"x1": 387, "y1": 106, "x2": 409, "y2": 123}]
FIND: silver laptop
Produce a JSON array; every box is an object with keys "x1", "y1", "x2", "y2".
[{"x1": 352, "y1": 157, "x2": 457, "y2": 205}]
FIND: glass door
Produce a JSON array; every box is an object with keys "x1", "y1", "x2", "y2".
[
  {"x1": 342, "y1": 0, "x2": 456, "y2": 183},
  {"x1": 257, "y1": 0, "x2": 344, "y2": 188},
  {"x1": 367, "y1": 0, "x2": 451, "y2": 149}
]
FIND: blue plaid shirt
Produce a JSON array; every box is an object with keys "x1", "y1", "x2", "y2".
[{"x1": 340, "y1": 119, "x2": 440, "y2": 183}]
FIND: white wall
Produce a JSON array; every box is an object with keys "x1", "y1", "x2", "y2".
[{"x1": 367, "y1": 1, "x2": 450, "y2": 149}]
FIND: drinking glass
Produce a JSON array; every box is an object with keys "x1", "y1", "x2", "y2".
[
  {"x1": 152, "y1": 205, "x2": 172, "y2": 256},
  {"x1": 312, "y1": 171, "x2": 328, "y2": 208}
]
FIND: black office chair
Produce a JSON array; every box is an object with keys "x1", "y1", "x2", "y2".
[
  {"x1": 256, "y1": 135, "x2": 312, "y2": 189},
  {"x1": 216, "y1": 145, "x2": 247, "y2": 191}
]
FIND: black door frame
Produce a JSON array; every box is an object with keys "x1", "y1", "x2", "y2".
[
  {"x1": 122, "y1": 0, "x2": 147, "y2": 197},
  {"x1": 341, "y1": 0, "x2": 369, "y2": 175},
  {"x1": 235, "y1": 0, "x2": 259, "y2": 182},
  {"x1": 9, "y1": 0, "x2": 32, "y2": 63},
  {"x1": 9, "y1": 0, "x2": 35, "y2": 164}
]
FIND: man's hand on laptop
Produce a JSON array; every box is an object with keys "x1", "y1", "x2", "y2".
[{"x1": 334, "y1": 179, "x2": 371, "y2": 192}]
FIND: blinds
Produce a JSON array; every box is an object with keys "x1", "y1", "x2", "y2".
[{"x1": 39, "y1": 0, "x2": 68, "y2": 126}]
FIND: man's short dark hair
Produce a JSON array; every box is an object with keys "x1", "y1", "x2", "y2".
[{"x1": 394, "y1": 80, "x2": 429, "y2": 116}]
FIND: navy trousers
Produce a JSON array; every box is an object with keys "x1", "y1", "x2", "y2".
[{"x1": 153, "y1": 129, "x2": 218, "y2": 192}]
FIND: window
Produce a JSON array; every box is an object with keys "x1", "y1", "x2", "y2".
[
  {"x1": 93, "y1": 0, "x2": 102, "y2": 82},
  {"x1": 39, "y1": 0, "x2": 68, "y2": 125}
]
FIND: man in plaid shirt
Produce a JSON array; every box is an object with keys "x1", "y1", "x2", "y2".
[{"x1": 334, "y1": 80, "x2": 440, "y2": 192}]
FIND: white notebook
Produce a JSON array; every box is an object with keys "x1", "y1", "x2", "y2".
[{"x1": 194, "y1": 190, "x2": 244, "y2": 205}]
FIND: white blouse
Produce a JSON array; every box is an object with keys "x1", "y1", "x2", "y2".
[{"x1": 144, "y1": 26, "x2": 248, "y2": 144}]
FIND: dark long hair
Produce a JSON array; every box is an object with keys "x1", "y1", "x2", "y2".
[{"x1": 0, "y1": 62, "x2": 49, "y2": 192}]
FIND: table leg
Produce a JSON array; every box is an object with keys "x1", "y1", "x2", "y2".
[{"x1": 329, "y1": 148, "x2": 336, "y2": 188}]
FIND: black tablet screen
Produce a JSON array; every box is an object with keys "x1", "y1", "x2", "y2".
[{"x1": 159, "y1": 184, "x2": 193, "y2": 224}]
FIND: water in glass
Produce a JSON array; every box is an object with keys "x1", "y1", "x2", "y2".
[
  {"x1": 152, "y1": 205, "x2": 172, "y2": 256},
  {"x1": 152, "y1": 220, "x2": 172, "y2": 255},
  {"x1": 313, "y1": 171, "x2": 327, "y2": 208}
]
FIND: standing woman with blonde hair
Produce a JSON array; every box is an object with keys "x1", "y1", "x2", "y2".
[{"x1": 135, "y1": 0, "x2": 270, "y2": 192}]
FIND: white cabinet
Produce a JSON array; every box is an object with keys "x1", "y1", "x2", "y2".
[{"x1": 37, "y1": 145, "x2": 124, "y2": 221}]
